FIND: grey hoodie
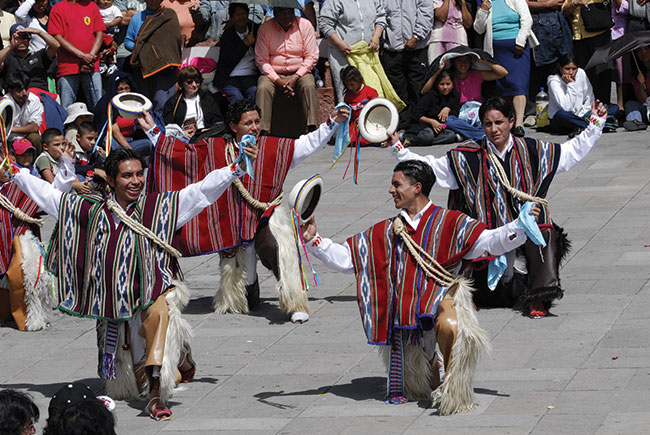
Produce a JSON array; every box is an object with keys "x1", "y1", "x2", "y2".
[{"x1": 319, "y1": 0, "x2": 387, "y2": 45}]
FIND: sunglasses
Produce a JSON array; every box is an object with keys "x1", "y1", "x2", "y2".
[{"x1": 184, "y1": 78, "x2": 201, "y2": 85}]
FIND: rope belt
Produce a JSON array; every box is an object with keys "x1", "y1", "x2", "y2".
[
  {"x1": 485, "y1": 147, "x2": 548, "y2": 206},
  {"x1": 225, "y1": 139, "x2": 283, "y2": 211},
  {"x1": 0, "y1": 193, "x2": 43, "y2": 226},
  {"x1": 105, "y1": 199, "x2": 182, "y2": 258},
  {"x1": 391, "y1": 217, "x2": 458, "y2": 288}
]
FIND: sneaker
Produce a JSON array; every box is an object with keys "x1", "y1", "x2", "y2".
[
  {"x1": 99, "y1": 63, "x2": 107, "y2": 74},
  {"x1": 623, "y1": 120, "x2": 647, "y2": 131},
  {"x1": 455, "y1": 133, "x2": 463, "y2": 142},
  {"x1": 106, "y1": 64, "x2": 118, "y2": 76},
  {"x1": 511, "y1": 126, "x2": 525, "y2": 137},
  {"x1": 523, "y1": 115, "x2": 536, "y2": 127}
]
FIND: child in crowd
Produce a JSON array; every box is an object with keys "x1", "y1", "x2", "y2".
[
  {"x1": 34, "y1": 128, "x2": 65, "y2": 183},
  {"x1": 64, "y1": 103, "x2": 95, "y2": 153},
  {"x1": 402, "y1": 70, "x2": 458, "y2": 146},
  {"x1": 97, "y1": 0, "x2": 121, "y2": 76},
  {"x1": 9, "y1": 138, "x2": 39, "y2": 177},
  {"x1": 341, "y1": 66, "x2": 378, "y2": 147},
  {"x1": 73, "y1": 121, "x2": 106, "y2": 195}
]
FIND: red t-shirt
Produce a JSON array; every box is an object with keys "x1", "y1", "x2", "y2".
[
  {"x1": 116, "y1": 116, "x2": 135, "y2": 137},
  {"x1": 344, "y1": 84, "x2": 379, "y2": 146},
  {"x1": 49, "y1": 0, "x2": 106, "y2": 77}
]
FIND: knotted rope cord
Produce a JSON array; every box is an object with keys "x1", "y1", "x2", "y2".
[
  {"x1": 225, "y1": 139, "x2": 283, "y2": 210},
  {"x1": 0, "y1": 193, "x2": 44, "y2": 226},
  {"x1": 484, "y1": 146, "x2": 548, "y2": 206},
  {"x1": 105, "y1": 199, "x2": 182, "y2": 258},
  {"x1": 391, "y1": 217, "x2": 457, "y2": 287}
]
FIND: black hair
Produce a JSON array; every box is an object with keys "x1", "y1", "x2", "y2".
[
  {"x1": 557, "y1": 53, "x2": 578, "y2": 72},
  {"x1": 5, "y1": 72, "x2": 29, "y2": 91},
  {"x1": 432, "y1": 69, "x2": 454, "y2": 92},
  {"x1": 44, "y1": 399, "x2": 115, "y2": 435},
  {"x1": 228, "y1": 2, "x2": 249, "y2": 17},
  {"x1": 479, "y1": 97, "x2": 514, "y2": 123},
  {"x1": 77, "y1": 121, "x2": 98, "y2": 136},
  {"x1": 0, "y1": 389, "x2": 40, "y2": 435},
  {"x1": 340, "y1": 65, "x2": 363, "y2": 85},
  {"x1": 393, "y1": 160, "x2": 436, "y2": 197},
  {"x1": 104, "y1": 148, "x2": 144, "y2": 180},
  {"x1": 226, "y1": 99, "x2": 261, "y2": 126},
  {"x1": 42, "y1": 128, "x2": 64, "y2": 145}
]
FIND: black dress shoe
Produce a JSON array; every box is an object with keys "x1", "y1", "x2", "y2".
[
  {"x1": 511, "y1": 126, "x2": 525, "y2": 137},
  {"x1": 246, "y1": 277, "x2": 260, "y2": 309}
]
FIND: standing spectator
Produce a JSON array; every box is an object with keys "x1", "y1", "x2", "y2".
[
  {"x1": 214, "y1": 2, "x2": 259, "y2": 103},
  {"x1": 341, "y1": 65, "x2": 379, "y2": 146},
  {"x1": 0, "y1": 389, "x2": 40, "y2": 435},
  {"x1": 127, "y1": 0, "x2": 182, "y2": 113},
  {"x1": 49, "y1": 0, "x2": 105, "y2": 108},
  {"x1": 14, "y1": 0, "x2": 50, "y2": 52},
  {"x1": 0, "y1": 25, "x2": 59, "y2": 92},
  {"x1": 474, "y1": 0, "x2": 539, "y2": 136},
  {"x1": 381, "y1": 0, "x2": 434, "y2": 123},
  {"x1": 0, "y1": 1, "x2": 17, "y2": 48},
  {"x1": 97, "y1": 0, "x2": 122, "y2": 75},
  {"x1": 255, "y1": 7, "x2": 319, "y2": 134},
  {"x1": 162, "y1": 0, "x2": 210, "y2": 46},
  {"x1": 628, "y1": 0, "x2": 650, "y2": 31},
  {"x1": 429, "y1": 0, "x2": 473, "y2": 62},
  {"x1": 6, "y1": 72, "x2": 44, "y2": 152},
  {"x1": 319, "y1": 0, "x2": 386, "y2": 102},
  {"x1": 561, "y1": 0, "x2": 613, "y2": 104},
  {"x1": 526, "y1": 0, "x2": 573, "y2": 101},
  {"x1": 113, "y1": 0, "x2": 146, "y2": 66},
  {"x1": 612, "y1": 0, "x2": 629, "y2": 110}
]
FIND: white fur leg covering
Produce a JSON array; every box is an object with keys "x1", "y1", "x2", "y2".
[
  {"x1": 102, "y1": 321, "x2": 143, "y2": 400},
  {"x1": 378, "y1": 341, "x2": 433, "y2": 402},
  {"x1": 213, "y1": 249, "x2": 249, "y2": 314},
  {"x1": 269, "y1": 204, "x2": 309, "y2": 315},
  {"x1": 432, "y1": 278, "x2": 492, "y2": 415},
  {"x1": 19, "y1": 231, "x2": 54, "y2": 331},
  {"x1": 159, "y1": 280, "x2": 193, "y2": 404}
]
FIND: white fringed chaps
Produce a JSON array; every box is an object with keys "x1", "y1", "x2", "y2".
[{"x1": 19, "y1": 231, "x2": 55, "y2": 332}]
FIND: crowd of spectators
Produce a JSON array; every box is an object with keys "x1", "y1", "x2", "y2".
[{"x1": 1, "y1": 0, "x2": 649, "y2": 187}]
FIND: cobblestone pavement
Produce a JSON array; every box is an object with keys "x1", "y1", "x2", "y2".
[{"x1": 2, "y1": 128, "x2": 649, "y2": 434}]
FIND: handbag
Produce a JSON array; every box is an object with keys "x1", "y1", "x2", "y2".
[{"x1": 580, "y1": 1, "x2": 614, "y2": 33}]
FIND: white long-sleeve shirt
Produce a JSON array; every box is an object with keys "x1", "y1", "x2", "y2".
[
  {"x1": 145, "y1": 119, "x2": 338, "y2": 170},
  {"x1": 390, "y1": 114, "x2": 605, "y2": 190},
  {"x1": 547, "y1": 68, "x2": 594, "y2": 119},
  {"x1": 12, "y1": 156, "x2": 247, "y2": 230},
  {"x1": 307, "y1": 201, "x2": 527, "y2": 274}
]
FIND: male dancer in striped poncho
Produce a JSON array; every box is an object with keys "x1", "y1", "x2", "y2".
[
  {"x1": 388, "y1": 97, "x2": 608, "y2": 318},
  {"x1": 7, "y1": 113, "x2": 258, "y2": 421},
  {"x1": 302, "y1": 160, "x2": 538, "y2": 414}
]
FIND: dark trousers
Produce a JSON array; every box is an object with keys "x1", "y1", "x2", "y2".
[
  {"x1": 574, "y1": 32, "x2": 612, "y2": 103},
  {"x1": 381, "y1": 48, "x2": 428, "y2": 122}
]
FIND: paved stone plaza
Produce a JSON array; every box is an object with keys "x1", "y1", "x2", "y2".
[{"x1": 2, "y1": 129, "x2": 650, "y2": 434}]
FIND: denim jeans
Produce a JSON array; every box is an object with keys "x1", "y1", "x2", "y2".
[
  {"x1": 223, "y1": 75, "x2": 257, "y2": 103},
  {"x1": 58, "y1": 73, "x2": 103, "y2": 109},
  {"x1": 624, "y1": 100, "x2": 648, "y2": 123},
  {"x1": 549, "y1": 110, "x2": 588, "y2": 134},
  {"x1": 445, "y1": 116, "x2": 485, "y2": 141},
  {"x1": 404, "y1": 127, "x2": 455, "y2": 146},
  {"x1": 111, "y1": 137, "x2": 154, "y2": 163}
]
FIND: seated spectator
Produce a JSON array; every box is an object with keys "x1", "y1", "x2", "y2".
[
  {"x1": 44, "y1": 383, "x2": 116, "y2": 435},
  {"x1": 98, "y1": 0, "x2": 122, "y2": 76},
  {"x1": 126, "y1": 0, "x2": 182, "y2": 113},
  {"x1": 14, "y1": 0, "x2": 50, "y2": 53},
  {"x1": 0, "y1": 24, "x2": 59, "y2": 93},
  {"x1": 214, "y1": 2, "x2": 259, "y2": 103},
  {"x1": 64, "y1": 102, "x2": 94, "y2": 151},
  {"x1": 429, "y1": 0, "x2": 473, "y2": 62},
  {"x1": 5, "y1": 72, "x2": 44, "y2": 153},
  {"x1": 0, "y1": 2, "x2": 17, "y2": 49},
  {"x1": 162, "y1": 0, "x2": 210, "y2": 46},
  {"x1": 547, "y1": 54, "x2": 594, "y2": 135},
  {"x1": 341, "y1": 65, "x2": 378, "y2": 146},
  {"x1": 403, "y1": 69, "x2": 458, "y2": 146},
  {"x1": 255, "y1": 7, "x2": 319, "y2": 134},
  {"x1": 34, "y1": 128, "x2": 65, "y2": 182},
  {"x1": 49, "y1": 0, "x2": 105, "y2": 108},
  {"x1": 9, "y1": 137, "x2": 38, "y2": 176},
  {"x1": 109, "y1": 76, "x2": 153, "y2": 158},
  {"x1": 623, "y1": 45, "x2": 650, "y2": 131},
  {"x1": 0, "y1": 389, "x2": 39, "y2": 435}
]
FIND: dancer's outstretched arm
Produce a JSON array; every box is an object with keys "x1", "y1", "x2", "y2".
[{"x1": 290, "y1": 105, "x2": 350, "y2": 168}]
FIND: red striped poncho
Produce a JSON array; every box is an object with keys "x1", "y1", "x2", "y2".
[
  {"x1": 148, "y1": 134, "x2": 294, "y2": 256},
  {"x1": 347, "y1": 205, "x2": 486, "y2": 345},
  {"x1": 0, "y1": 183, "x2": 40, "y2": 277}
]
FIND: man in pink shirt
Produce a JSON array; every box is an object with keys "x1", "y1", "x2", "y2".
[{"x1": 255, "y1": 7, "x2": 319, "y2": 134}]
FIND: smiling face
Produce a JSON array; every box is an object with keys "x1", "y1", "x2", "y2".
[
  {"x1": 481, "y1": 109, "x2": 514, "y2": 149},
  {"x1": 437, "y1": 75, "x2": 454, "y2": 96},
  {"x1": 453, "y1": 55, "x2": 471, "y2": 77},
  {"x1": 182, "y1": 77, "x2": 201, "y2": 98},
  {"x1": 389, "y1": 171, "x2": 420, "y2": 210},
  {"x1": 108, "y1": 159, "x2": 145, "y2": 206}
]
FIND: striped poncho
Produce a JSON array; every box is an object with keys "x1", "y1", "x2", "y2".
[
  {"x1": 447, "y1": 137, "x2": 562, "y2": 229},
  {"x1": 148, "y1": 134, "x2": 294, "y2": 255},
  {"x1": 346, "y1": 205, "x2": 486, "y2": 345},
  {"x1": 0, "y1": 183, "x2": 40, "y2": 277},
  {"x1": 45, "y1": 192, "x2": 181, "y2": 320}
]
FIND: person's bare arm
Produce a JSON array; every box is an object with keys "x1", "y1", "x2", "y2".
[
  {"x1": 480, "y1": 59, "x2": 508, "y2": 81},
  {"x1": 460, "y1": 0, "x2": 473, "y2": 27},
  {"x1": 121, "y1": 9, "x2": 137, "y2": 27},
  {"x1": 54, "y1": 35, "x2": 95, "y2": 63},
  {"x1": 40, "y1": 167, "x2": 55, "y2": 183},
  {"x1": 421, "y1": 59, "x2": 446, "y2": 95},
  {"x1": 111, "y1": 123, "x2": 132, "y2": 149},
  {"x1": 11, "y1": 123, "x2": 40, "y2": 135},
  {"x1": 107, "y1": 16, "x2": 122, "y2": 27},
  {"x1": 434, "y1": 0, "x2": 451, "y2": 23}
]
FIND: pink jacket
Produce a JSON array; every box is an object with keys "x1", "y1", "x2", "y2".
[{"x1": 255, "y1": 16, "x2": 318, "y2": 82}]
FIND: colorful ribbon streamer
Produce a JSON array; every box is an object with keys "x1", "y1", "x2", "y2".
[{"x1": 290, "y1": 208, "x2": 321, "y2": 291}]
